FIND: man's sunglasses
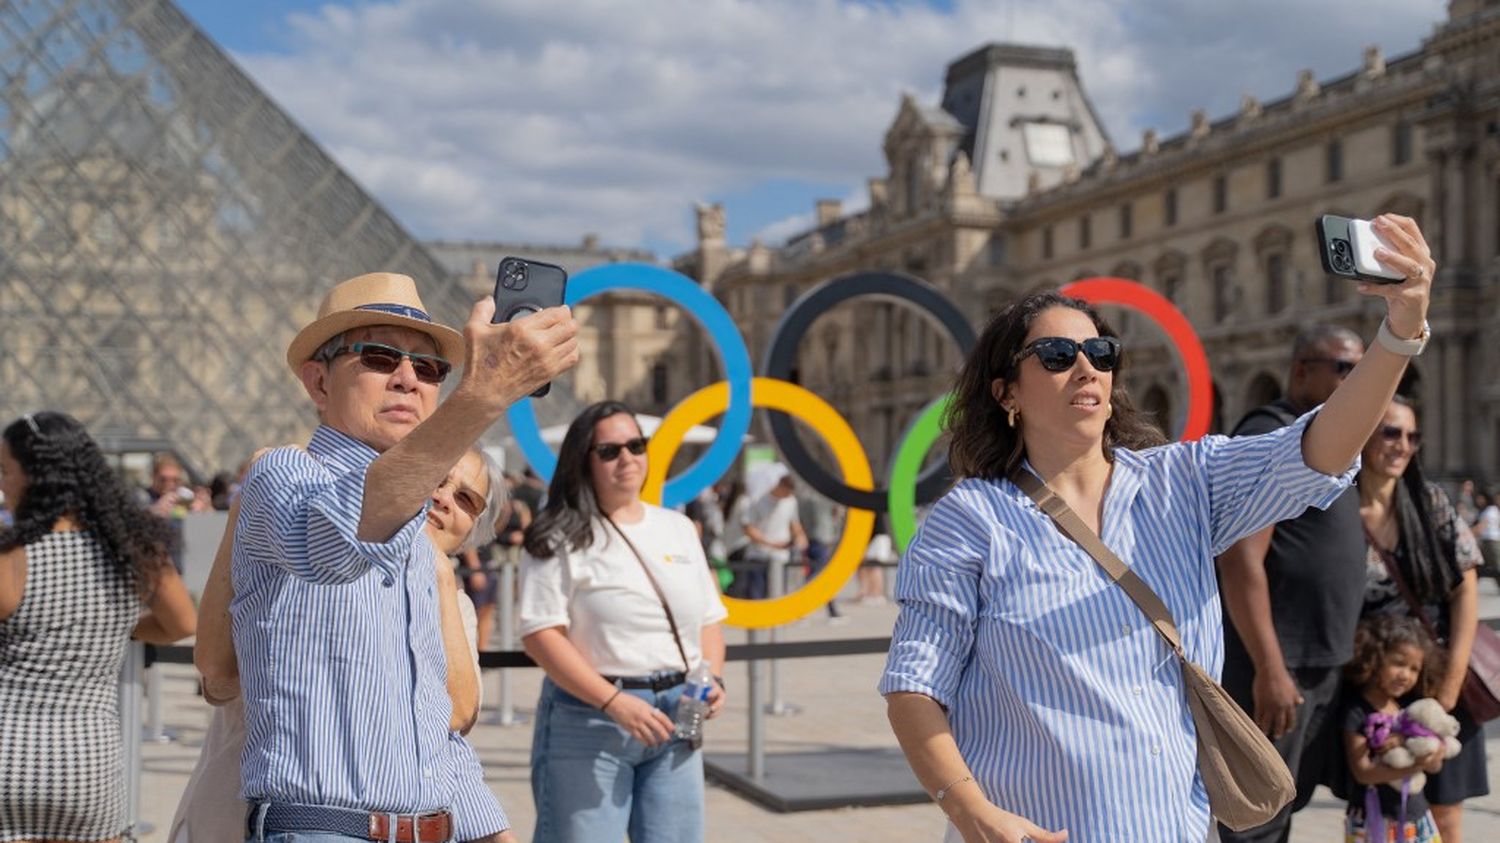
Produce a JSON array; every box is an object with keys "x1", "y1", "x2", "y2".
[
  {"x1": 1301, "y1": 358, "x2": 1357, "y2": 376},
  {"x1": 593, "y1": 437, "x2": 648, "y2": 462},
  {"x1": 324, "y1": 342, "x2": 452, "y2": 384},
  {"x1": 1016, "y1": 336, "x2": 1122, "y2": 373},
  {"x1": 1378, "y1": 425, "x2": 1422, "y2": 450}
]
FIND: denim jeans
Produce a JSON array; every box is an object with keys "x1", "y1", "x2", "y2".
[{"x1": 530, "y1": 677, "x2": 704, "y2": 843}]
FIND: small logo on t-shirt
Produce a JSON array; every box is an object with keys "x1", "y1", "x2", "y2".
[{"x1": 664, "y1": 553, "x2": 691, "y2": 565}]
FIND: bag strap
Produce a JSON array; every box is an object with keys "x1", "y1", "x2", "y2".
[
  {"x1": 604, "y1": 515, "x2": 694, "y2": 674},
  {"x1": 1363, "y1": 526, "x2": 1441, "y2": 642},
  {"x1": 1010, "y1": 470, "x2": 1187, "y2": 660}
]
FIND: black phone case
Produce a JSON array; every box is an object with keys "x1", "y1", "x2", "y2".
[
  {"x1": 492, "y1": 255, "x2": 569, "y2": 397},
  {"x1": 1314, "y1": 215, "x2": 1403, "y2": 285}
]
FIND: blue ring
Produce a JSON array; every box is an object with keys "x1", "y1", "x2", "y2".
[{"x1": 505, "y1": 263, "x2": 753, "y2": 508}]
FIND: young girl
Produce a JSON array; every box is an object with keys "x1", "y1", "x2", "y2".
[{"x1": 1342, "y1": 615, "x2": 1447, "y2": 842}]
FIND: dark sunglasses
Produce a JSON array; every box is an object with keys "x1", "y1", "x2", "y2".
[
  {"x1": 593, "y1": 437, "x2": 648, "y2": 462},
  {"x1": 1301, "y1": 357, "x2": 1357, "y2": 376},
  {"x1": 1016, "y1": 336, "x2": 1122, "y2": 373},
  {"x1": 1378, "y1": 425, "x2": 1422, "y2": 450},
  {"x1": 325, "y1": 342, "x2": 452, "y2": 384}
]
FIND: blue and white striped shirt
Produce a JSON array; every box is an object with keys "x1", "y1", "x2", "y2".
[
  {"x1": 231, "y1": 426, "x2": 456, "y2": 813},
  {"x1": 879, "y1": 410, "x2": 1356, "y2": 842},
  {"x1": 451, "y1": 734, "x2": 508, "y2": 838}
]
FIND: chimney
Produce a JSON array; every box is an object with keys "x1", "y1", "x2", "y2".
[{"x1": 815, "y1": 199, "x2": 842, "y2": 226}]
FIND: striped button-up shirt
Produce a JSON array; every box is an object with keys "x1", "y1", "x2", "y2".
[
  {"x1": 880, "y1": 410, "x2": 1355, "y2": 841},
  {"x1": 232, "y1": 426, "x2": 456, "y2": 812}
]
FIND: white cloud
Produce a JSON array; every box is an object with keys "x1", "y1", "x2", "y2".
[{"x1": 234, "y1": 0, "x2": 1448, "y2": 254}]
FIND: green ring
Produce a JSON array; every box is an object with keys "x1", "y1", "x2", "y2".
[{"x1": 887, "y1": 393, "x2": 954, "y2": 553}]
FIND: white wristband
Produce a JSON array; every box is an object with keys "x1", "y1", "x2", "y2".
[{"x1": 1375, "y1": 318, "x2": 1430, "y2": 357}]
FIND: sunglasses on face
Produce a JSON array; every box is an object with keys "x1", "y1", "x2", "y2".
[
  {"x1": 592, "y1": 437, "x2": 648, "y2": 462},
  {"x1": 1378, "y1": 425, "x2": 1422, "y2": 450},
  {"x1": 1301, "y1": 358, "x2": 1357, "y2": 376},
  {"x1": 1016, "y1": 336, "x2": 1122, "y2": 373},
  {"x1": 326, "y1": 342, "x2": 452, "y2": 384}
]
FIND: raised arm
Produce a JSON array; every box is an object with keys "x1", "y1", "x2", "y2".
[
  {"x1": 359, "y1": 302, "x2": 578, "y2": 542},
  {"x1": 1302, "y1": 214, "x2": 1433, "y2": 475}
]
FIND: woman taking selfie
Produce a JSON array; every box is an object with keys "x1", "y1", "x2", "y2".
[
  {"x1": 1, "y1": 412, "x2": 197, "y2": 843},
  {"x1": 880, "y1": 214, "x2": 1437, "y2": 842},
  {"x1": 1357, "y1": 395, "x2": 1487, "y2": 842},
  {"x1": 520, "y1": 400, "x2": 728, "y2": 843}
]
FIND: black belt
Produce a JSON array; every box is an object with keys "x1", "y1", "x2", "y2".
[{"x1": 603, "y1": 672, "x2": 685, "y2": 692}]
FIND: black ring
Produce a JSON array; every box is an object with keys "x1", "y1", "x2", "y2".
[{"x1": 761, "y1": 271, "x2": 977, "y2": 510}]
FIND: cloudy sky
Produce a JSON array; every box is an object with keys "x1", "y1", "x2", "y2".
[{"x1": 176, "y1": 0, "x2": 1449, "y2": 259}]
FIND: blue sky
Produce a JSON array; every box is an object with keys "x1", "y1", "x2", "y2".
[{"x1": 175, "y1": 0, "x2": 1447, "y2": 260}]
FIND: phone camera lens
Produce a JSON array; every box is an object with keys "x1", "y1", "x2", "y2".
[{"x1": 1331, "y1": 239, "x2": 1354, "y2": 273}]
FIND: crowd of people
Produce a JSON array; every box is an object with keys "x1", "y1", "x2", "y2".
[{"x1": 0, "y1": 213, "x2": 1493, "y2": 843}]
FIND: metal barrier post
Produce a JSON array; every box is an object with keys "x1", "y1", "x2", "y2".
[
  {"x1": 119, "y1": 642, "x2": 152, "y2": 838},
  {"x1": 143, "y1": 662, "x2": 175, "y2": 742},
  {"x1": 764, "y1": 555, "x2": 800, "y2": 716},
  {"x1": 496, "y1": 548, "x2": 525, "y2": 726},
  {"x1": 746, "y1": 627, "x2": 765, "y2": 782}
]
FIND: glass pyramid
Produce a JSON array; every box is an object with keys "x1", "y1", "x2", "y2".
[{"x1": 0, "y1": 0, "x2": 477, "y2": 477}]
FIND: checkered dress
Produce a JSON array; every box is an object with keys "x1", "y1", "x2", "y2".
[{"x1": 1, "y1": 531, "x2": 138, "y2": 842}]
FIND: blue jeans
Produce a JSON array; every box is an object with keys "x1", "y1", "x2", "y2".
[{"x1": 530, "y1": 677, "x2": 704, "y2": 843}]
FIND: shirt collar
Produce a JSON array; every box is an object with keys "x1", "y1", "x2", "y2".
[
  {"x1": 308, "y1": 425, "x2": 382, "y2": 473},
  {"x1": 1012, "y1": 448, "x2": 1147, "y2": 530}
]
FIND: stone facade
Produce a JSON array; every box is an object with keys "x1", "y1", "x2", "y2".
[{"x1": 672, "y1": 1, "x2": 1500, "y2": 485}]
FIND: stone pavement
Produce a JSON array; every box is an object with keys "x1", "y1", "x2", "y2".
[{"x1": 137, "y1": 583, "x2": 1500, "y2": 842}]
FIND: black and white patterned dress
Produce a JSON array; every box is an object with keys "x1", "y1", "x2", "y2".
[{"x1": 1, "y1": 530, "x2": 138, "y2": 842}]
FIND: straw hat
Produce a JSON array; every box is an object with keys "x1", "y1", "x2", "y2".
[{"x1": 285, "y1": 272, "x2": 466, "y2": 374}]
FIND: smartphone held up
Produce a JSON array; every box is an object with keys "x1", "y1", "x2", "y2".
[
  {"x1": 492, "y1": 255, "x2": 568, "y2": 397},
  {"x1": 1315, "y1": 214, "x2": 1405, "y2": 284}
]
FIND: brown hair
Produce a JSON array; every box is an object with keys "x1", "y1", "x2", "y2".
[
  {"x1": 945, "y1": 291, "x2": 1166, "y2": 480},
  {"x1": 1345, "y1": 614, "x2": 1441, "y2": 698}
]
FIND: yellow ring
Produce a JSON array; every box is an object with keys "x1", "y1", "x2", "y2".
[{"x1": 644, "y1": 377, "x2": 875, "y2": 629}]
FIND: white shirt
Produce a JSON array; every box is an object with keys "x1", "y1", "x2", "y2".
[
  {"x1": 519, "y1": 504, "x2": 729, "y2": 676},
  {"x1": 1479, "y1": 505, "x2": 1500, "y2": 541},
  {"x1": 743, "y1": 493, "x2": 800, "y2": 563}
]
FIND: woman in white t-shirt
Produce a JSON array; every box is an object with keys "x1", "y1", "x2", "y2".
[{"x1": 520, "y1": 401, "x2": 728, "y2": 843}]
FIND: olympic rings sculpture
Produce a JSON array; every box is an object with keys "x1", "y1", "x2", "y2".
[{"x1": 508, "y1": 265, "x2": 1212, "y2": 628}]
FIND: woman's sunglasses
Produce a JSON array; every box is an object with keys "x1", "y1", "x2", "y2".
[
  {"x1": 593, "y1": 437, "x2": 648, "y2": 462},
  {"x1": 1016, "y1": 336, "x2": 1122, "y2": 373},
  {"x1": 1378, "y1": 425, "x2": 1422, "y2": 450},
  {"x1": 324, "y1": 342, "x2": 452, "y2": 385}
]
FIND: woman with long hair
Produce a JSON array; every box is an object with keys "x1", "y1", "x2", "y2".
[
  {"x1": 1, "y1": 411, "x2": 197, "y2": 843},
  {"x1": 1357, "y1": 394, "x2": 1487, "y2": 842},
  {"x1": 520, "y1": 400, "x2": 728, "y2": 843},
  {"x1": 880, "y1": 213, "x2": 1437, "y2": 842},
  {"x1": 173, "y1": 446, "x2": 515, "y2": 842}
]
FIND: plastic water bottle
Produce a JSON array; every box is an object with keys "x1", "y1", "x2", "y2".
[{"x1": 674, "y1": 661, "x2": 715, "y2": 742}]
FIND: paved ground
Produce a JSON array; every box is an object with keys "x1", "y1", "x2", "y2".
[{"x1": 136, "y1": 581, "x2": 1500, "y2": 842}]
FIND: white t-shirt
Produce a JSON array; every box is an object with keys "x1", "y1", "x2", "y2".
[
  {"x1": 518, "y1": 504, "x2": 729, "y2": 676},
  {"x1": 1479, "y1": 505, "x2": 1500, "y2": 541},
  {"x1": 743, "y1": 493, "x2": 800, "y2": 563}
]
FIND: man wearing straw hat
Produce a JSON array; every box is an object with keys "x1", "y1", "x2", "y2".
[{"x1": 231, "y1": 272, "x2": 577, "y2": 842}]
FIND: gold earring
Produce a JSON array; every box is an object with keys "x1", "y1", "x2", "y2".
[
  {"x1": 1007, "y1": 406, "x2": 1018, "y2": 428},
  {"x1": 1105, "y1": 403, "x2": 1114, "y2": 420}
]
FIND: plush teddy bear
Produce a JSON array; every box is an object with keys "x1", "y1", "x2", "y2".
[{"x1": 1369, "y1": 697, "x2": 1462, "y2": 791}]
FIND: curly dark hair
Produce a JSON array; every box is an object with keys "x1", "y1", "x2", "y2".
[
  {"x1": 1345, "y1": 614, "x2": 1441, "y2": 699},
  {"x1": 946, "y1": 291, "x2": 1167, "y2": 480},
  {"x1": 0, "y1": 412, "x2": 176, "y2": 598},
  {"x1": 523, "y1": 400, "x2": 640, "y2": 559}
]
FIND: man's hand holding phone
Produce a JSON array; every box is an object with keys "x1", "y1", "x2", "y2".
[{"x1": 456, "y1": 298, "x2": 580, "y2": 410}]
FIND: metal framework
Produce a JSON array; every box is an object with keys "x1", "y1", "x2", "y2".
[{"x1": 0, "y1": 0, "x2": 477, "y2": 475}]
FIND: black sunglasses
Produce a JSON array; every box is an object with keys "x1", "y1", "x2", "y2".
[
  {"x1": 324, "y1": 342, "x2": 452, "y2": 384},
  {"x1": 1378, "y1": 425, "x2": 1422, "y2": 450},
  {"x1": 1301, "y1": 357, "x2": 1357, "y2": 376},
  {"x1": 592, "y1": 437, "x2": 648, "y2": 462},
  {"x1": 1017, "y1": 336, "x2": 1122, "y2": 373}
]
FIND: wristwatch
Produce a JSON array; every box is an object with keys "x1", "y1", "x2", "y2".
[{"x1": 1375, "y1": 318, "x2": 1430, "y2": 357}]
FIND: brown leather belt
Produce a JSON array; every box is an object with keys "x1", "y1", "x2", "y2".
[{"x1": 251, "y1": 802, "x2": 453, "y2": 842}]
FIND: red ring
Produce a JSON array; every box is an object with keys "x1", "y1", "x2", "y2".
[{"x1": 1061, "y1": 277, "x2": 1212, "y2": 442}]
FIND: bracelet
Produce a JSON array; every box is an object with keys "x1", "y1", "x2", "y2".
[
  {"x1": 599, "y1": 688, "x2": 622, "y2": 712},
  {"x1": 713, "y1": 674, "x2": 726, "y2": 691},
  {"x1": 934, "y1": 774, "x2": 973, "y2": 802}
]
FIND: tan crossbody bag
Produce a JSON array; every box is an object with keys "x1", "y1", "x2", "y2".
[{"x1": 1011, "y1": 470, "x2": 1294, "y2": 831}]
